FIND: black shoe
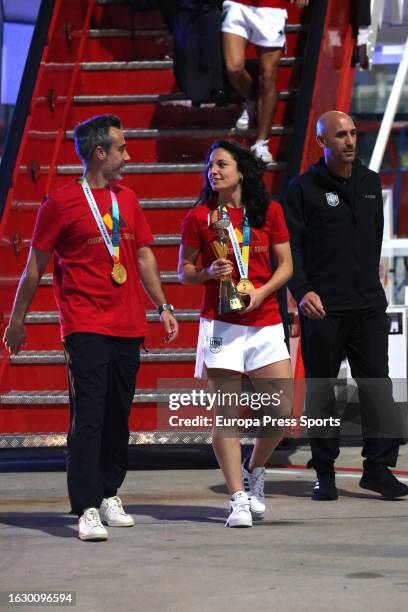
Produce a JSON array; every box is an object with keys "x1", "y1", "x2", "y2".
[
  {"x1": 360, "y1": 464, "x2": 408, "y2": 499},
  {"x1": 312, "y1": 469, "x2": 338, "y2": 501}
]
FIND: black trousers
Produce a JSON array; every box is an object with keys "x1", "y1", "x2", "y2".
[
  {"x1": 63, "y1": 333, "x2": 141, "y2": 516},
  {"x1": 300, "y1": 308, "x2": 400, "y2": 471}
]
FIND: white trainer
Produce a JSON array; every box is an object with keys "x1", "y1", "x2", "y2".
[
  {"x1": 78, "y1": 507, "x2": 108, "y2": 541},
  {"x1": 250, "y1": 140, "x2": 273, "y2": 164},
  {"x1": 242, "y1": 461, "x2": 266, "y2": 518},
  {"x1": 236, "y1": 101, "x2": 256, "y2": 131},
  {"x1": 225, "y1": 491, "x2": 253, "y2": 528},
  {"x1": 100, "y1": 496, "x2": 135, "y2": 527}
]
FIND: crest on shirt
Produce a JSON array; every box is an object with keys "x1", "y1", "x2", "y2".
[
  {"x1": 210, "y1": 337, "x2": 222, "y2": 354},
  {"x1": 325, "y1": 192, "x2": 339, "y2": 207}
]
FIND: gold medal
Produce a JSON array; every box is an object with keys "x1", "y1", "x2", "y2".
[
  {"x1": 111, "y1": 262, "x2": 127, "y2": 285},
  {"x1": 236, "y1": 279, "x2": 254, "y2": 294}
]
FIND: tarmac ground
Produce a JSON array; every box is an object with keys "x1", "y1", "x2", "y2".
[{"x1": 1, "y1": 445, "x2": 408, "y2": 612}]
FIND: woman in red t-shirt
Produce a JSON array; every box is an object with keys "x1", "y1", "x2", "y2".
[{"x1": 179, "y1": 140, "x2": 293, "y2": 527}]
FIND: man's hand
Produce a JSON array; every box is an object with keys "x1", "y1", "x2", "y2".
[
  {"x1": 291, "y1": 0, "x2": 309, "y2": 7},
  {"x1": 160, "y1": 311, "x2": 179, "y2": 343},
  {"x1": 299, "y1": 291, "x2": 325, "y2": 319},
  {"x1": 3, "y1": 321, "x2": 26, "y2": 355}
]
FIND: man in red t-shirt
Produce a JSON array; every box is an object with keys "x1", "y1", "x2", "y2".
[
  {"x1": 3, "y1": 114, "x2": 179, "y2": 541},
  {"x1": 222, "y1": 0, "x2": 310, "y2": 162}
]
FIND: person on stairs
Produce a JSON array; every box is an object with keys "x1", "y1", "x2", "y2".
[{"x1": 222, "y1": 0, "x2": 310, "y2": 163}]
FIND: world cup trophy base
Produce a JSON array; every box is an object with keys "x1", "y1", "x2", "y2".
[{"x1": 218, "y1": 279, "x2": 246, "y2": 315}]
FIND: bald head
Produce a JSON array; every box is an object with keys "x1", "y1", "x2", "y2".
[
  {"x1": 316, "y1": 111, "x2": 357, "y2": 173},
  {"x1": 316, "y1": 111, "x2": 354, "y2": 137}
]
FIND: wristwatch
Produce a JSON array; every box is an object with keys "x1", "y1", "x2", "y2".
[{"x1": 158, "y1": 303, "x2": 175, "y2": 315}]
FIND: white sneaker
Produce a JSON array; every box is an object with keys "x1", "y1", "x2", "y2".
[
  {"x1": 225, "y1": 491, "x2": 253, "y2": 528},
  {"x1": 236, "y1": 101, "x2": 256, "y2": 131},
  {"x1": 78, "y1": 507, "x2": 108, "y2": 541},
  {"x1": 100, "y1": 496, "x2": 135, "y2": 527},
  {"x1": 242, "y1": 460, "x2": 266, "y2": 518},
  {"x1": 250, "y1": 140, "x2": 273, "y2": 164}
]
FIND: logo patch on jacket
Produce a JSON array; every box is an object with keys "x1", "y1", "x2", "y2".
[
  {"x1": 325, "y1": 192, "x2": 339, "y2": 207},
  {"x1": 210, "y1": 337, "x2": 222, "y2": 354}
]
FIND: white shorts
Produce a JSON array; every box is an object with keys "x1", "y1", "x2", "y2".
[
  {"x1": 222, "y1": 1, "x2": 287, "y2": 48},
  {"x1": 195, "y1": 318, "x2": 290, "y2": 379}
]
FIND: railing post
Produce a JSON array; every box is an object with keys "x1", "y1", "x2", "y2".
[{"x1": 369, "y1": 36, "x2": 408, "y2": 172}]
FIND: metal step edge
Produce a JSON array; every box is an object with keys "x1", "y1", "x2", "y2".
[
  {"x1": 12, "y1": 199, "x2": 196, "y2": 212},
  {"x1": 153, "y1": 234, "x2": 180, "y2": 245},
  {"x1": 65, "y1": 126, "x2": 292, "y2": 139},
  {"x1": 25, "y1": 310, "x2": 199, "y2": 324},
  {"x1": 0, "y1": 431, "x2": 230, "y2": 448},
  {"x1": 35, "y1": 271, "x2": 180, "y2": 286},
  {"x1": 0, "y1": 272, "x2": 180, "y2": 286},
  {"x1": 87, "y1": 28, "x2": 168, "y2": 37},
  {"x1": 80, "y1": 57, "x2": 298, "y2": 70},
  {"x1": 10, "y1": 348, "x2": 197, "y2": 364},
  {"x1": 0, "y1": 389, "x2": 194, "y2": 405},
  {"x1": 56, "y1": 161, "x2": 285, "y2": 174},
  {"x1": 87, "y1": 24, "x2": 306, "y2": 36},
  {"x1": 97, "y1": 0, "x2": 128, "y2": 5},
  {"x1": 71, "y1": 90, "x2": 298, "y2": 104},
  {"x1": 1, "y1": 234, "x2": 181, "y2": 250},
  {"x1": 141, "y1": 198, "x2": 195, "y2": 209}
]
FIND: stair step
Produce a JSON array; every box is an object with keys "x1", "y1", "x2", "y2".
[
  {"x1": 87, "y1": 24, "x2": 306, "y2": 37},
  {"x1": 76, "y1": 59, "x2": 300, "y2": 95},
  {"x1": 141, "y1": 198, "x2": 195, "y2": 209},
  {"x1": 25, "y1": 310, "x2": 199, "y2": 324},
  {"x1": 36, "y1": 271, "x2": 180, "y2": 287},
  {"x1": 56, "y1": 161, "x2": 285, "y2": 174},
  {"x1": 0, "y1": 389, "x2": 190, "y2": 405},
  {"x1": 97, "y1": 0, "x2": 126, "y2": 4},
  {"x1": 14, "y1": 170, "x2": 283, "y2": 201},
  {"x1": 36, "y1": 272, "x2": 180, "y2": 286},
  {"x1": 82, "y1": 25, "x2": 306, "y2": 61},
  {"x1": 88, "y1": 28, "x2": 167, "y2": 37},
  {"x1": 66, "y1": 126, "x2": 291, "y2": 138},
  {"x1": 3, "y1": 233, "x2": 182, "y2": 251},
  {"x1": 81, "y1": 57, "x2": 297, "y2": 71},
  {"x1": 12, "y1": 198, "x2": 195, "y2": 212},
  {"x1": 71, "y1": 91, "x2": 297, "y2": 104},
  {"x1": 10, "y1": 348, "x2": 197, "y2": 364},
  {"x1": 62, "y1": 124, "x2": 292, "y2": 163}
]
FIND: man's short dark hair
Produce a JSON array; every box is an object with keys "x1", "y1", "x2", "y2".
[{"x1": 74, "y1": 114, "x2": 123, "y2": 162}]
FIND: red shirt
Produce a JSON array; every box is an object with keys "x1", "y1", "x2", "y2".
[
  {"x1": 181, "y1": 199, "x2": 289, "y2": 326},
  {"x1": 32, "y1": 181, "x2": 153, "y2": 339},
  {"x1": 235, "y1": 1, "x2": 289, "y2": 9}
]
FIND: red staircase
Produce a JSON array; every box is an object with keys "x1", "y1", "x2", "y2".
[{"x1": 0, "y1": 0, "x2": 356, "y2": 447}]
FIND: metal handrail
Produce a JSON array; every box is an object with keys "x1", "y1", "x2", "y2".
[
  {"x1": 369, "y1": 35, "x2": 408, "y2": 172},
  {"x1": 367, "y1": 0, "x2": 386, "y2": 65}
]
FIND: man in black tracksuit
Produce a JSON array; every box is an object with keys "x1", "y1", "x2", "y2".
[{"x1": 284, "y1": 111, "x2": 408, "y2": 500}]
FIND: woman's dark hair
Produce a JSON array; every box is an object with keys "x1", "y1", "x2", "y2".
[{"x1": 197, "y1": 140, "x2": 270, "y2": 228}]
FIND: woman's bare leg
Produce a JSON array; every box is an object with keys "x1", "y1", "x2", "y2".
[
  {"x1": 256, "y1": 46, "x2": 283, "y2": 141},
  {"x1": 223, "y1": 32, "x2": 255, "y2": 102},
  {"x1": 208, "y1": 368, "x2": 244, "y2": 495},
  {"x1": 247, "y1": 358, "x2": 293, "y2": 470}
]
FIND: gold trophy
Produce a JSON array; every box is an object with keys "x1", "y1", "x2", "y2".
[{"x1": 209, "y1": 210, "x2": 246, "y2": 315}]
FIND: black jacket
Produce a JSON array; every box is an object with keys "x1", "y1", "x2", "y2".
[{"x1": 283, "y1": 158, "x2": 387, "y2": 312}]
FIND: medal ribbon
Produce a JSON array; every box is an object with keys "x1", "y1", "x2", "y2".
[
  {"x1": 80, "y1": 178, "x2": 121, "y2": 263},
  {"x1": 220, "y1": 205, "x2": 250, "y2": 280}
]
